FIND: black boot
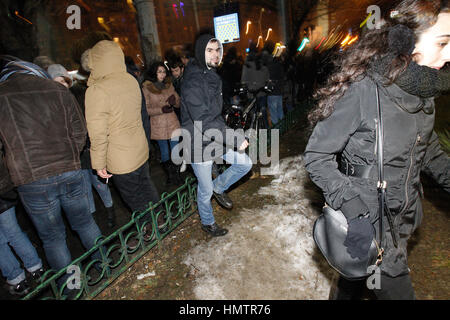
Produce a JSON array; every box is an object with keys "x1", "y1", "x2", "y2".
[
  {"x1": 161, "y1": 161, "x2": 172, "y2": 185},
  {"x1": 201, "y1": 222, "x2": 228, "y2": 237},
  {"x1": 106, "y1": 206, "x2": 116, "y2": 228},
  {"x1": 169, "y1": 162, "x2": 182, "y2": 185},
  {"x1": 213, "y1": 191, "x2": 233, "y2": 209},
  {"x1": 8, "y1": 279, "x2": 31, "y2": 297}
]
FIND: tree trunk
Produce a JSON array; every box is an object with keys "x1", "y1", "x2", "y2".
[{"x1": 133, "y1": 0, "x2": 161, "y2": 67}]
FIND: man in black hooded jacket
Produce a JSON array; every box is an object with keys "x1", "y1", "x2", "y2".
[{"x1": 179, "y1": 34, "x2": 252, "y2": 237}]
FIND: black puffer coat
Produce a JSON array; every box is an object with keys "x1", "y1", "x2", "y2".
[
  {"x1": 180, "y1": 34, "x2": 246, "y2": 163},
  {"x1": 304, "y1": 72, "x2": 450, "y2": 277}
]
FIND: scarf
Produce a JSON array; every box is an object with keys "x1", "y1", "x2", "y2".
[
  {"x1": 370, "y1": 53, "x2": 450, "y2": 99},
  {"x1": 153, "y1": 80, "x2": 166, "y2": 91},
  {"x1": 0, "y1": 60, "x2": 51, "y2": 83}
]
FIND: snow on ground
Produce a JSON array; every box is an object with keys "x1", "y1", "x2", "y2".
[{"x1": 183, "y1": 155, "x2": 337, "y2": 300}]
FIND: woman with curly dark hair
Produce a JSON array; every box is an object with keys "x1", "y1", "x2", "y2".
[
  {"x1": 304, "y1": 0, "x2": 450, "y2": 299},
  {"x1": 142, "y1": 61, "x2": 182, "y2": 185}
]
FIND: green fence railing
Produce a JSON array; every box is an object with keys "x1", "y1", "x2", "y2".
[{"x1": 23, "y1": 103, "x2": 308, "y2": 300}]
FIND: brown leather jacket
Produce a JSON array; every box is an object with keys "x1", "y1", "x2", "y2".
[{"x1": 0, "y1": 74, "x2": 87, "y2": 187}]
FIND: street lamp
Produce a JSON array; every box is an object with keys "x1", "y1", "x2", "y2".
[
  {"x1": 97, "y1": 16, "x2": 110, "y2": 32},
  {"x1": 297, "y1": 37, "x2": 310, "y2": 52},
  {"x1": 340, "y1": 34, "x2": 351, "y2": 46},
  {"x1": 265, "y1": 28, "x2": 272, "y2": 41},
  {"x1": 246, "y1": 21, "x2": 252, "y2": 35},
  {"x1": 256, "y1": 35, "x2": 263, "y2": 48}
]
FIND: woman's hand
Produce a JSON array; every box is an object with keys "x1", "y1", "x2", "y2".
[
  {"x1": 166, "y1": 94, "x2": 176, "y2": 106},
  {"x1": 343, "y1": 215, "x2": 374, "y2": 260},
  {"x1": 162, "y1": 105, "x2": 174, "y2": 113}
]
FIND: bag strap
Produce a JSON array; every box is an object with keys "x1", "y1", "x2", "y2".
[
  {"x1": 375, "y1": 84, "x2": 398, "y2": 262},
  {"x1": 375, "y1": 84, "x2": 384, "y2": 244}
]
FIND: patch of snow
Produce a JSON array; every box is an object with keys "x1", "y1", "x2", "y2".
[
  {"x1": 137, "y1": 271, "x2": 156, "y2": 280},
  {"x1": 183, "y1": 155, "x2": 336, "y2": 299}
]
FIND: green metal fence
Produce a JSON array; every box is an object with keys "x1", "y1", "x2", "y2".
[{"x1": 22, "y1": 104, "x2": 307, "y2": 300}]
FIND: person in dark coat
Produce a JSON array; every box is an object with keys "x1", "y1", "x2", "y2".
[
  {"x1": 179, "y1": 34, "x2": 252, "y2": 237},
  {"x1": 0, "y1": 57, "x2": 103, "y2": 294},
  {"x1": 168, "y1": 57, "x2": 184, "y2": 96},
  {"x1": 219, "y1": 46, "x2": 243, "y2": 104},
  {"x1": 125, "y1": 56, "x2": 152, "y2": 149},
  {"x1": 241, "y1": 43, "x2": 270, "y2": 128},
  {"x1": 304, "y1": 0, "x2": 450, "y2": 300},
  {"x1": 263, "y1": 41, "x2": 286, "y2": 126},
  {"x1": 167, "y1": 57, "x2": 184, "y2": 121}
]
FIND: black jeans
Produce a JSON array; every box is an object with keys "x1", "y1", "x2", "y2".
[
  {"x1": 112, "y1": 162, "x2": 160, "y2": 215},
  {"x1": 333, "y1": 273, "x2": 416, "y2": 300}
]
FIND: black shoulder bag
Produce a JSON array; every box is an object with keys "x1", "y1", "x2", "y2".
[{"x1": 312, "y1": 84, "x2": 387, "y2": 280}]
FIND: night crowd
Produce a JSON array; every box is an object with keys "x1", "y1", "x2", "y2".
[
  {"x1": 0, "y1": 0, "x2": 449, "y2": 301},
  {"x1": 0, "y1": 31, "x2": 307, "y2": 298}
]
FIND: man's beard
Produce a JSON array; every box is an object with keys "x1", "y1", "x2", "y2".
[{"x1": 207, "y1": 60, "x2": 218, "y2": 68}]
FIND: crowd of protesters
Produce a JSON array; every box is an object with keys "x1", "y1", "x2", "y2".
[
  {"x1": 2, "y1": 1, "x2": 449, "y2": 300},
  {"x1": 0, "y1": 30, "x2": 315, "y2": 299}
]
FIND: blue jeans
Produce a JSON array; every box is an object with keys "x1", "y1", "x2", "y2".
[
  {"x1": 83, "y1": 169, "x2": 113, "y2": 213},
  {"x1": 157, "y1": 138, "x2": 180, "y2": 163},
  {"x1": 17, "y1": 170, "x2": 103, "y2": 272},
  {"x1": 267, "y1": 95, "x2": 284, "y2": 125},
  {"x1": 191, "y1": 149, "x2": 252, "y2": 226},
  {"x1": 0, "y1": 206, "x2": 42, "y2": 285}
]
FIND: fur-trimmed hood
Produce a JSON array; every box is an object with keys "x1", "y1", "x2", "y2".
[{"x1": 142, "y1": 78, "x2": 172, "y2": 94}]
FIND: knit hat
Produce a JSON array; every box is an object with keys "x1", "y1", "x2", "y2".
[{"x1": 47, "y1": 64, "x2": 73, "y2": 87}]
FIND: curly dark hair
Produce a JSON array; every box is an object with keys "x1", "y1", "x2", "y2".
[
  {"x1": 167, "y1": 57, "x2": 184, "y2": 70},
  {"x1": 308, "y1": 0, "x2": 444, "y2": 126},
  {"x1": 143, "y1": 61, "x2": 167, "y2": 83}
]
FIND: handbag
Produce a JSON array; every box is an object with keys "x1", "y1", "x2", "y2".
[{"x1": 313, "y1": 84, "x2": 388, "y2": 280}]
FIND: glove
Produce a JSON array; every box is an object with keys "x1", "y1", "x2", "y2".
[
  {"x1": 162, "y1": 105, "x2": 173, "y2": 113},
  {"x1": 344, "y1": 215, "x2": 374, "y2": 260},
  {"x1": 166, "y1": 94, "x2": 176, "y2": 106}
]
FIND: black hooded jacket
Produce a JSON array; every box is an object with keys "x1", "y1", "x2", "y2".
[
  {"x1": 180, "y1": 34, "x2": 246, "y2": 163},
  {"x1": 304, "y1": 70, "x2": 450, "y2": 277}
]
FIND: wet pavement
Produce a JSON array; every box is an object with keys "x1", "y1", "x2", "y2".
[
  {"x1": 94, "y1": 114, "x2": 449, "y2": 300},
  {"x1": 1, "y1": 106, "x2": 449, "y2": 300}
]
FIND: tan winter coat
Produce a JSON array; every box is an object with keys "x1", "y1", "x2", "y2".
[
  {"x1": 142, "y1": 80, "x2": 181, "y2": 140},
  {"x1": 85, "y1": 40, "x2": 149, "y2": 174}
]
